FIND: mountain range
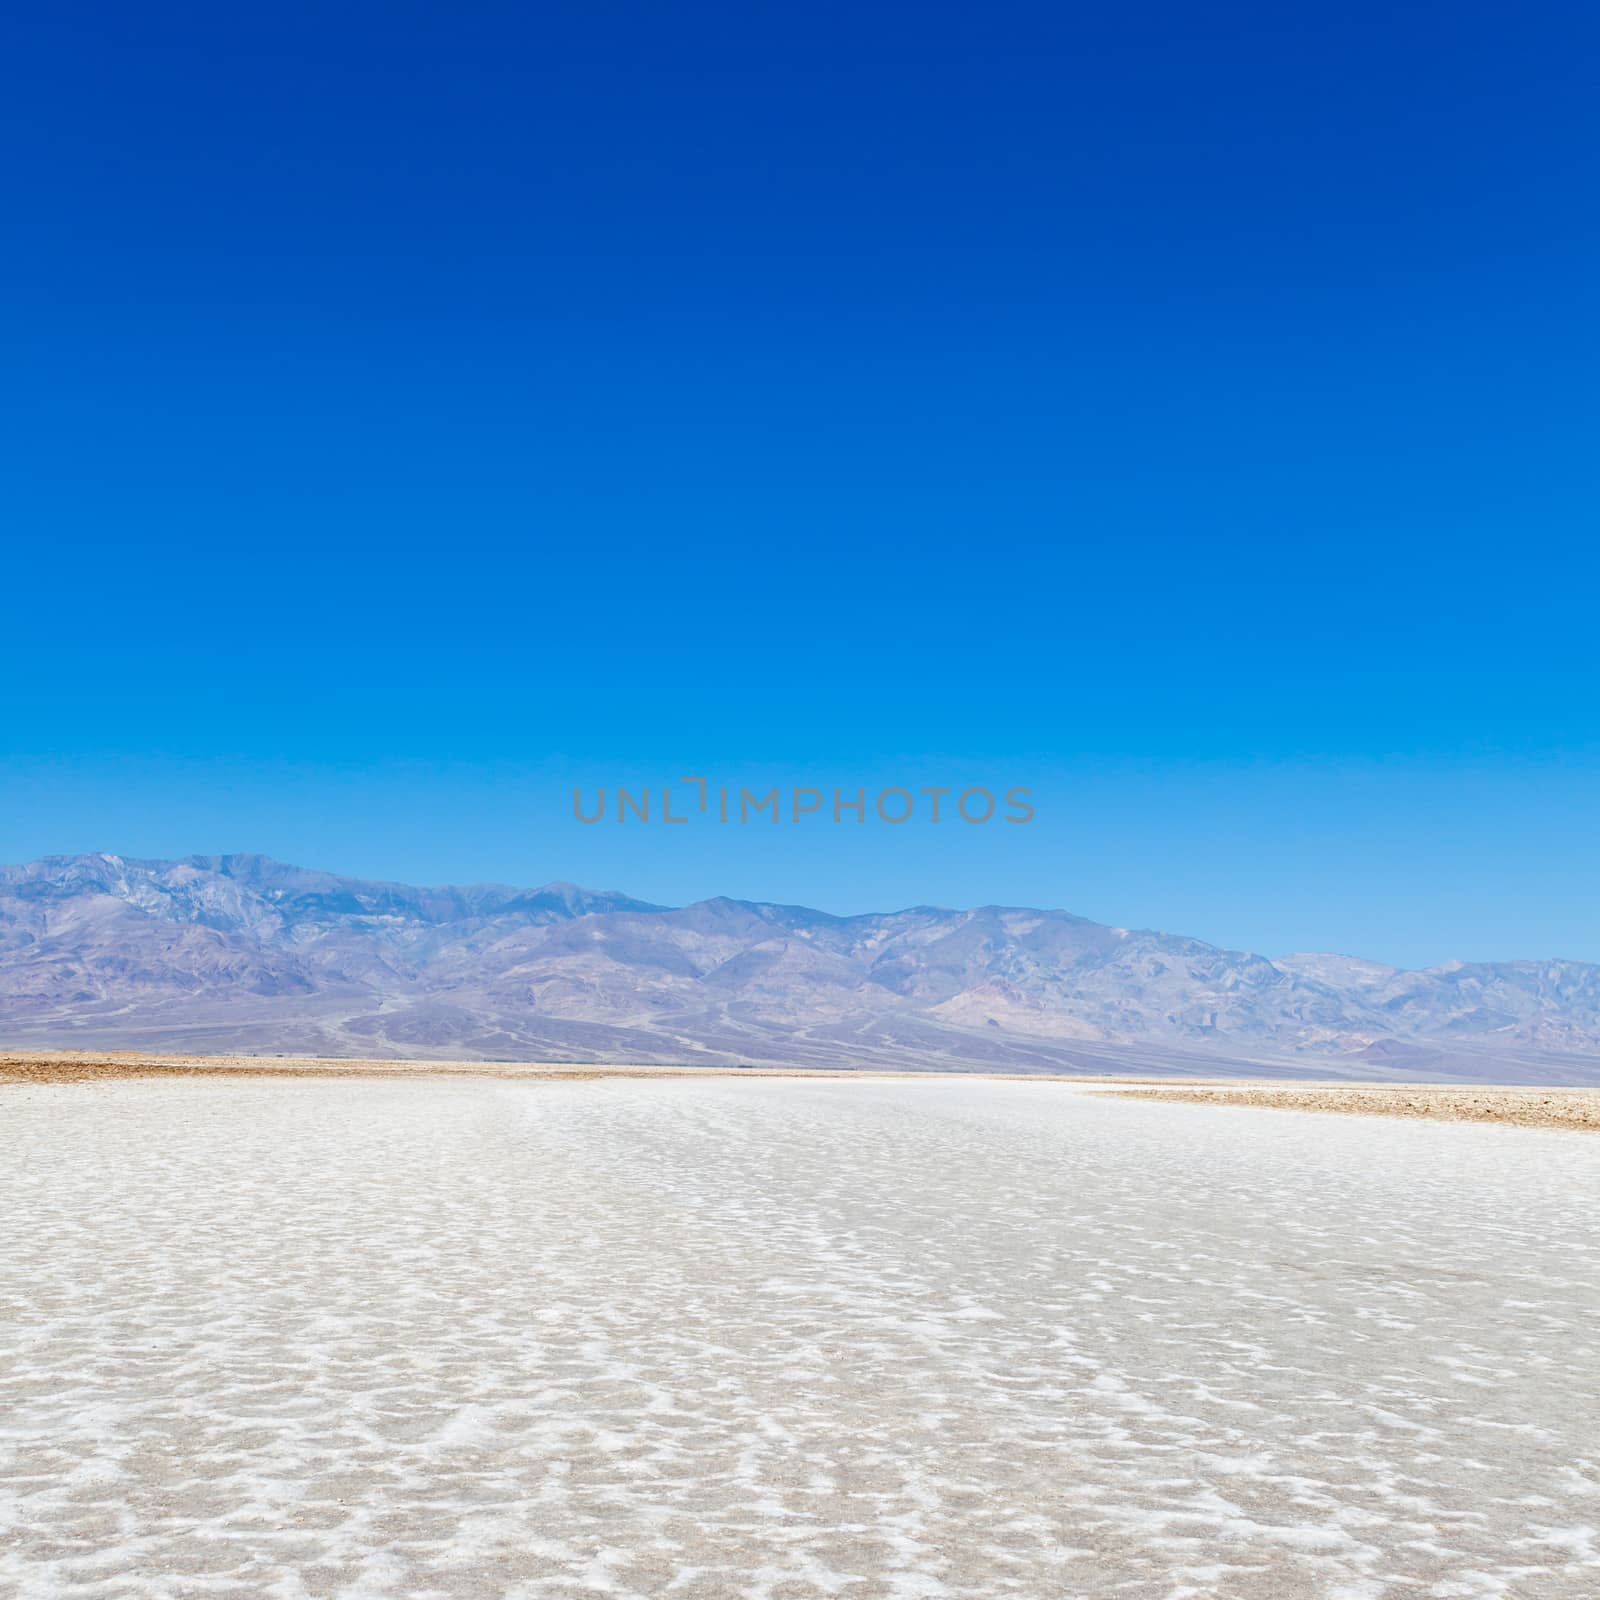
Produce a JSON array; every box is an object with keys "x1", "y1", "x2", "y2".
[{"x1": 3, "y1": 852, "x2": 1598, "y2": 1083}]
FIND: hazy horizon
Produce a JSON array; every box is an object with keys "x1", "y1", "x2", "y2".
[
  {"x1": 4, "y1": 780, "x2": 1596, "y2": 973},
  {"x1": 6, "y1": 842, "x2": 1596, "y2": 973}
]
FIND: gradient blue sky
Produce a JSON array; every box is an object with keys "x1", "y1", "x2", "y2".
[{"x1": 4, "y1": 2, "x2": 1597, "y2": 967}]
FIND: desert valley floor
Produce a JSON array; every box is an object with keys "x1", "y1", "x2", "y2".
[{"x1": 3, "y1": 1074, "x2": 1598, "y2": 1599}]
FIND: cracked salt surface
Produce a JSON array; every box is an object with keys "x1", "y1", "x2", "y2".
[{"x1": 2, "y1": 1076, "x2": 1597, "y2": 1598}]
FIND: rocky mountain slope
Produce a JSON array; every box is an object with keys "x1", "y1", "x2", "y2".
[{"x1": 2, "y1": 853, "x2": 1597, "y2": 1081}]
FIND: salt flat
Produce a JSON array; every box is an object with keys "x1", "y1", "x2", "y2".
[{"x1": 2, "y1": 1078, "x2": 1597, "y2": 1599}]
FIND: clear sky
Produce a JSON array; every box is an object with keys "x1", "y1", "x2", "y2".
[{"x1": 4, "y1": 2, "x2": 1597, "y2": 967}]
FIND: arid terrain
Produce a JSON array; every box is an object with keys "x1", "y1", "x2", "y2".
[
  {"x1": 1100, "y1": 1081, "x2": 1600, "y2": 1132},
  {"x1": 6, "y1": 853, "x2": 1600, "y2": 1080},
  {"x1": 5, "y1": 1051, "x2": 1599, "y2": 1129},
  {"x1": 3, "y1": 1071, "x2": 1598, "y2": 1598}
]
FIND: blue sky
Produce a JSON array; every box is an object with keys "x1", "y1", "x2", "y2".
[{"x1": 3, "y1": 1, "x2": 1597, "y2": 966}]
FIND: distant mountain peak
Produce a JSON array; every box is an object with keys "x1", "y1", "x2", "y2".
[{"x1": 1, "y1": 852, "x2": 1596, "y2": 1080}]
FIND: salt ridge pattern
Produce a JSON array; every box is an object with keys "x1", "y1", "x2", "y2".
[{"x1": 3, "y1": 1077, "x2": 1597, "y2": 1598}]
